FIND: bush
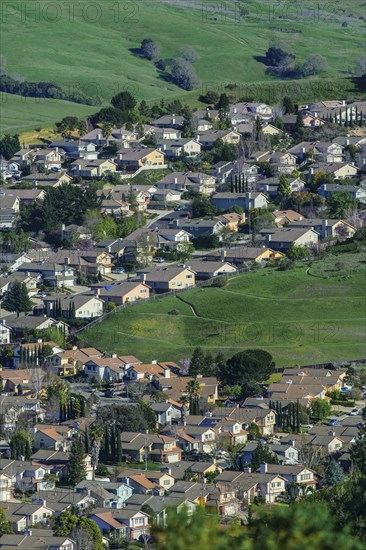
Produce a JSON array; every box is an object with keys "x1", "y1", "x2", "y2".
[
  {"x1": 330, "y1": 400, "x2": 356, "y2": 407},
  {"x1": 168, "y1": 309, "x2": 180, "y2": 315},
  {"x1": 210, "y1": 276, "x2": 228, "y2": 288}
]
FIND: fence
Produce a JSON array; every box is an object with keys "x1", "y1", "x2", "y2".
[{"x1": 73, "y1": 266, "x2": 251, "y2": 336}]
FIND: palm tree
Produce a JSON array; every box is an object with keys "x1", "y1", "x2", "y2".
[
  {"x1": 102, "y1": 123, "x2": 113, "y2": 147},
  {"x1": 185, "y1": 379, "x2": 201, "y2": 398}
]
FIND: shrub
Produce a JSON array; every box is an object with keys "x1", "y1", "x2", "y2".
[
  {"x1": 168, "y1": 309, "x2": 180, "y2": 315},
  {"x1": 211, "y1": 276, "x2": 228, "y2": 288}
]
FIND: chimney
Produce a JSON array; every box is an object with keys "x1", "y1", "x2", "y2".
[
  {"x1": 174, "y1": 177, "x2": 178, "y2": 184},
  {"x1": 37, "y1": 338, "x2": 42, "y2": 343},
  {"x1": 309, "y1": 167, "x2": 314, "y2": 175},
  {"x1": 196, "y1": 134, "x2": 199, "y2": 142},
  {"x1": 302, "y1": 147, "x2": 306, "y2": 154},
  {"x1": 94, "y1": 288, "x2": 100, "y2": 296},
  {"x1": 221, "y1": 249, "x2": 227, "y2": 261},
  {"x1": 260, "y1": 463, "x2": 268, "y2": 473},
  {"x1": 141, "y1": 273, "x2": 146, "y2": 282},
  {"x1": 61, "y1": 223, "x2": 66, "y2": 231},
  {"x1": 342, "y1": 99, "x2": 346, "y2": 107},
  {"x1": 164, "y1": 367, "x2": 170, "y2": 378},
  {"x1": 64, "y1": 257, "x2": 70, "y2": 265},
  {"x1": 33, "y1": 180, "x2": 38, "y2": 188},
  {"x1": 112, "y1": 353, "x2": 117, "y2": 358},
  {"x1": 243, "y1": 467, "x2": 251, "y2": 473},
  {"x1": 172, "y1": 115, "x2": 176, "y2": 125},
  {"x1": 0, "y1": 320, "x2": 5, "y2": 325},
  {"x1": 175, "y1": 219, "x2": 180, "y2": 228},
  {"x1": 346, "y1": 136, "x2": 350, "y2": 146}
]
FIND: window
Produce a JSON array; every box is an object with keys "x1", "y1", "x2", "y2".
[
  {"x1": 186, "y1": 275, "x2": 193, "y2": 279},
  {"x1": 271, "y1": 482, "x2": 282, "y2": 488},
  {"x1": 300, "y1": 474, "x2": 311, "y2": 481},
  {"x1": 134, "y1": 517, "x2": 144, "y2": 525},
  {"x1": 163, "y1": 480, "x2": 170, "y2": 486}
]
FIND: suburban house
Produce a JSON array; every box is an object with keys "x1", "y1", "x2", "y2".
[
  {"x1": 21, "y1": 172, "x2": 72, "y2": 188},
  {"x1": 257, "y1": 177, "x2": 305, "y2": 198},
  {"x1": 0, "y1": 193, "x2": 20, "y2": 229},
  {"x1": 3, "y1": 315, "x2": 69, "y2": 338},
  {"x1": 136, "y1": 266, "x2": 196, "y2": 292},
  {"x1": 178, "y1": 219, "x2": 225, "y2": 238},
  {"x1": 271, "y1": 210, "x2": 304, "y2": 226},
  {"x1": 50, "y1": 139, "x2": 98, "y2": 160},
  {"x1": 205, "y1": 247, "x2": 285, "y2": 265},
  {"x1": 263, "y1": 228, "x2": 319, "y2": 250},
  {"x1": 90, "y1": 509, "x2": 149, "y2": 539},
  {"x1": 157, "y1": 138, "x2": 201, "y2": 158},
  {"x1": 186, "y1": 260, "x2": 237, "y2": 280},
  {"x1": 287, "y1": 218, "x2": 356, "y2": 239},
  {"x1": 258, "y1": 464, "x2": 317, "y2": 494},
  {"x1": 0, "y1": 319, "x2": 12, "y2": 344},
  {"x1": 43, "y1": 293, "x2": 104, "y2": 319},
  {"x1": 156, "y1": 171, "x2": 216, "y2": 195},
  {"x1": 69, "y1": 159, "x2": 117, "y2": 178},
  {"x1": 95, "y1": 281, "x2": 150, "y2": 305},
  {"x1": 317, "y1": 184, "x2": 366, "y2": 202},
  {"x1": 308, "y1": 162, "x2": 358, "y2": 180},
  {"x1": 211, "y1": 192, "x2": 268, "y2": 211},
  {"x1": 117, "y1": 148, "x2": 166, "y2": 170},
  {"x1": 16, "y1": 261, "x2": 76, "y2": 287},
  {"x1": 197, "y1": 129, "x2": 241, "y2": 149}
]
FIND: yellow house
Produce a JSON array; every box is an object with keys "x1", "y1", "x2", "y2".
[
  {"x1": 117, "y1": 148, "x2": 166, "y2": 170},
  {"x1": 218, "y1": 212, "x2": 246, "y2": 231},
  {"x1": 262, "y1": 124, "x2": 282, "y2": 136},
  {"x1": 140, "y1": 266, "x2": 195, "y2": 291}
]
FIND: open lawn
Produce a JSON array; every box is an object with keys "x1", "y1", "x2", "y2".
[
  {"x1": 81, "y1": 253, "x2": 366, "y2": 367},
  {"x1": 0, "y1": 93, "x2": 96, "y2": 134},
  {"x1": 0, "y1": 0, "x2": 365, "y2": 131}
]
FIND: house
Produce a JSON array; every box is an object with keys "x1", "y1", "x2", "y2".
[
  {"x1": 288, "y1": 141, "x2": 344, "y2": 164},
  {"x1": 185, "y1": 260, "x2": 237, "y2": 280},
  {"x1": 263, "y1": 228, "x2": 319, "y2": 250},
  {"x1": 205, "y1": 247, "x2": 284, "y2": 265},
  {"x1": 0, "y1": 193, "x2": 20, "y2": 229},
  {"x1": 96, "y1": 238, "x2": 126, "y2": 258},
  {"x1": 126, "y1": 363, "x2": 171, "y2": 382},
  {"x1": 84, "y1": 356, "x2": 125, "y2": 381},
  {"x1": 150, "y1": 402, "x2": 176, "y2": 425},
  {"x1": 208, "y1": 161, "x2": 259, "y2": 185},
  {"x1": 308, "y1": 162, "x2": 358, "y2": 180},
  {"x1": 50, "y1": 139, "x2": 98, "y2": 160},
  {"x1": 267, "y1": 152, "x2": 297, "y2": 175},
  {"x1": 318, "y1": 183, "x2": 366, "y2": 202},
  {"x1": 61, "y1": 224, "x2": 93, "y2": 242},
  {"x1": 117, "y1": 148, "x2": 165, "y2": 170},
  {"x1": 258, "y1": 463, "x2": 317, "y2": 493},
  {"x1": 21, "y1": 172, "x2": 72, "y2": 188},
  {"x1": 16, "y1": 261, "x2": 76, "y2": 287},
  {"x1": 0, "y1": 188, "x2": 45, "y2": 205},
  {"x1": 152, "y1": 114, "x2": 185, "y2": 128},
  {"x1": 257, "y1": 177, "x2": 305, "y2": 198},
  {"x1": 0, "y1": 533, "x2": 76, "y2": 550},
  {"x1": 218, "y1": 212, "x2": 246, "y2": 231},
  {"x1": 33, "y1": 148, "x2": 63, "y2": 170},
  {"x1": 0, "y1": 319, "x2": 12, "y2": 344},
  {"x1": 262, "y1": 124, "x2": 282, "y2": 136},
  {"x1": 211, "y1": 192, "x2": 268, "y2": 211},
  {"x1": 91, "y1": 509, "x2": 149, "y2": 539},
  {"x1": 13, "y1": 341, "x2": 63, "y2": 368},
  {"x1": 48, "y1": 347, "x2": 102, "y2": 377},
  {"x1": 137, "y1": 266, "x2": 195, "y2": 292},
  {"x1": 0, "y1": 370, "x2": 31, "y2": 393},
  {"x1": 120, "y1": 432, "x2": 182, "y2": 463},
  {"x1": 271, "y1": 209, "x2": 304, "y2": 226},
  {"x1": 119, "y1": 468, "x2": 175, "y2": 494},
  {"x1": 75, "y1": 479, "x2": 133, "y2": 508},
  {"x1": 49, "y1": 249, "x2": 114, "y2": 277},
  {"x1": 287, "y1": 218, "x2": 356, "y2": 239},
  {"x1": 178, "y1": 219, "x2": 225, "y2": 238},
  {"x1": 156, "y1": 376, "x2": 219, "y2": 405},
  {"x1": 197, "y1": 129, "x2": 241, "y2": 149},
  {"x1": 156, "y1": 171, "x2": 216, "y2": 195},
  {"x1": 157, "y1": 138, "x2": 201, "y2": 158},
  {"x1": 69, "y1": 159, "x2": 117, "y2": 178},
  {"x1": 43, "y1": 293, "x2": 104, "y2": 319},
  {"x1": 3, "y1": 315, "x2": 69, "y2": 337},
  {"x1": 0, "y1": 396, "x2": 42, "y2": 430},
  {"x1": 33, "y1": 426, "x2": 73, "y2": 452},
  {"x1": 308, "y1": 433, "x2": 344, "y2": 454},
  {"x1": 152, "y1": 189, "x2": 182, "y2": 202},
  {"x1": 101, "y1": 199, "x2": 132, "y2": 217},
  {"x1": 95, "y1": 281, "x2": 150, "y2": 305}
]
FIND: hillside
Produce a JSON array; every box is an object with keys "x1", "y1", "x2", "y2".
[
  {"x1": 1, "y1": 0, "x2": 365, "y2": 131},
  {"x1": 81, "y1": 253, "x2": 366, "y2": 367}
]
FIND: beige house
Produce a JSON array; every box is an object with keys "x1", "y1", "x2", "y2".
[
  {"x1": 98, "y1": 281, "x2": 150, "y2": 305},
  {"x1": 262, "y1": 124, "x2": 282, "y2": 136},
  {"x1": 70, "y1": 159, "x2": 117, "y2": 178},
  {"x1": 117, "y1": 148, "x2": 166, "y2": 170},
  {"x1": 138, "y1": 266, "x2": 195, "y2": 292},
  {"x1": 264, "y1": 228, "x2": 319, "y2": 250}
]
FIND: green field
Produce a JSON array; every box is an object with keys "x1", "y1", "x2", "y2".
[
  {"x1": 1, "y1": 0, "x2": 365, "y2": 131},
  {"x1": 81, "y1": 253, "x2": 366, "y2": 367},
  {"x1": 0, "y1": 93, "x2": 96, "y2": 133}
]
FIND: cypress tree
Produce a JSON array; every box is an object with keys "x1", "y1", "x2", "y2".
[
  {"x1": 116, "y1": 430, "x2": 122, "y2": 464},
  {"x1": 230, "y1": 175, "x2": 234, "y2": 193},
  {"x1": 71, "y1": 301, "x2": 76, "y2": 319},
  {"x1": 110, "y1": 425, "x2": 117, "y2": 461},
  {"x1": 80, "y1": 397, "x2": 86, "y2": 418},
  {"x1": 69, "y1": 437, "x2": 87, "y2": 485},
  {"x1": 84, "y1": 425, "x2": 90, "y2": 454},
  {"x1": 296, "y1": 400, "x2": 300, "y2": 433}
]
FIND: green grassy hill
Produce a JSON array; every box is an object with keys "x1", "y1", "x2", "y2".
[
  {"x1": 1, "y1": 0, "x2": 365, "y2": 131},
  {"x1": 81, "y1": 253, "x2": 366, "y2": 367}
]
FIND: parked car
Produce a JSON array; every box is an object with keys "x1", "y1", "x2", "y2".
[
  {"x1": 112, "y1": 267, "x2": 125, "y2": 274},
  {"x1": 300, "y1": 424, "x2": 313, "y2": 429},
  {"x1": 35, "y1": 292, "x2": 47, "y2": 298},
  {"x1": 326, "y1": 419, "x2": 339, "y2": 426},
  {"x1": 154, "y1": 257, "x2": 165, "y2": 263},
  {"x1": 349, "y1": 409, "x2": 359, "y2": 416}
]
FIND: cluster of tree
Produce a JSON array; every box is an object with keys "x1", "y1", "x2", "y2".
[
  {"x1": 263, "y1": 46, "x2": 327, "y2": 78},
  {"x1": 188, "y1": 347, "x2": 226, "y2": 378},
  {"x1": 18, "y1": 343, "x2": 52, "y2": 367},
  {"x1": 2, "y1": 281, "x2": 33, "y2": 317},
  {"x1": 287, "y1": 243, "x2": 309, "y2": 261},
  {"x1": 220, "y1": 350, "x2": 275, "y2": 397},
  {"x1": 0, "y1": 73, "x2": 99, "y2": 105},
  {"x1": 250, "y1": 441, "x2": 279, "y2": 472},
  {"x1": 55, "y1": 116, "x2": 86, "y2": 136},
  {"x1": 310, "y1": 398, "x2": 332, "y2": 421},
  {"x1": 170, "y1": 57, "x2": 200, "y2": 91},
  {"x1": 53, "y1": 510, "x2": 103, "y2": 550},
  {"x1": 0, "y1": 508, "x2": 13, "y2": 537},
  {"x1": 153, "y1": 501, "x2": 364, "y2": 549},
  {"x1": 0, "y1": 229, "x2": 30, "y2": 254},
  {"x1": 90, "y1": 90, "x2": 137, "y2": 126},
  {"x1": 230, "y1": 173, "x2": 251, "y2": 193},
  {"x1": 0, "y1": 133, "x2": 20, "y2": 159},
  {"x1": 191, "y1": 194, "x2": 216, "y2": 218},
  {"x1": 68, "y1": 437, "x2": 88, "y2": 485},
  {"x1": 96, "y1": 402, "x2": 156, "y2": 434},
  {"x1": 9, "y1": 429, "x2": 32, "y2": 460},
  {"x1": 204, "y1": 139, "x2": 238, "y2": 164},
  {"x1": 268, "y1": 401, "x2": 302, "y2": 432},
  {"x1": 328, "y1": 190, "x2": 358, "y2": 218},
  {"x1": 59, "y1": 395, "x2": 87, "y2": 422}
]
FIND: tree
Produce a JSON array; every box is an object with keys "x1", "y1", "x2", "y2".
[
  {"x1": 221, "y1": 350, "x2": 275, "y2": 395},
  {"x1": 68, "y1": 437, "x2": 87, "y2": 485},
  {"x1": 2, "y1": 281, "x2": 33, "y2": 317},
  {"x1": 325, "y1": 458, "x2": 345, "y2": 486},
  {"x1": 170, "y1": 58, "x2": 200, "y2": 91},
  {"x1": 111, "y1": 91, "x2": 136, "y2": 112},
  {"x1": 287, "y1": 243, "x2": 308, "y2": 260},
  {"x1": 251, "y1": 442, "x2": 278, "y2": 471},
  {"x1": 189, "y1": 347, "x2": 206, "y2": 376},
  {"x1": 311, "y1": 398, "x2": 332, "y2": 421},
  {"x1": 0, "y1": 134, "x2": 21, "y2": 159},
  {"x1": 277, "y1": 174, "x2": 291, "y2": 205},
  {"x1": 78, "y1": 517, "x2": 103, "y2": 550},
  {"x1": 178, "y1": 46, "x2": 199, "y2": 63},
  {"x1": 191, "y1": 194, "x2": 216, "y2": 218},
  {"x1": 264, "y1": 46, "x2": 295, "y2": 68},
  {"x1": 328, "y1": 191, "x2": 358, "y2": 218},
  {"x1": 283, "y1": 96, "x2": 295, "y2": 114},
  {"x1": 140, "y1": 38, "x2": 160, "y2": 60},
  {"x1": 300, "y1": 54, "x2": 328, "y2": 77},
  {"x1": 0, "y1": 507, "x2": 13, "y2": 536}
]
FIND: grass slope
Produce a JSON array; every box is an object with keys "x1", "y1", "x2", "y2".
[
  {"x1": 82, "y1": 253, "x2": 366, "y2": 367},
  {"x1": 0, "y1": 93, "x2": 96, "y2": 133},
  {"x1": 1, "y1": 1, "x2": 365, "y2": 131}
]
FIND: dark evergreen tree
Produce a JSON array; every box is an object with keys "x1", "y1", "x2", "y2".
[{"x1": 68, "y1": 438, "x2": 87, "y2": 485}]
